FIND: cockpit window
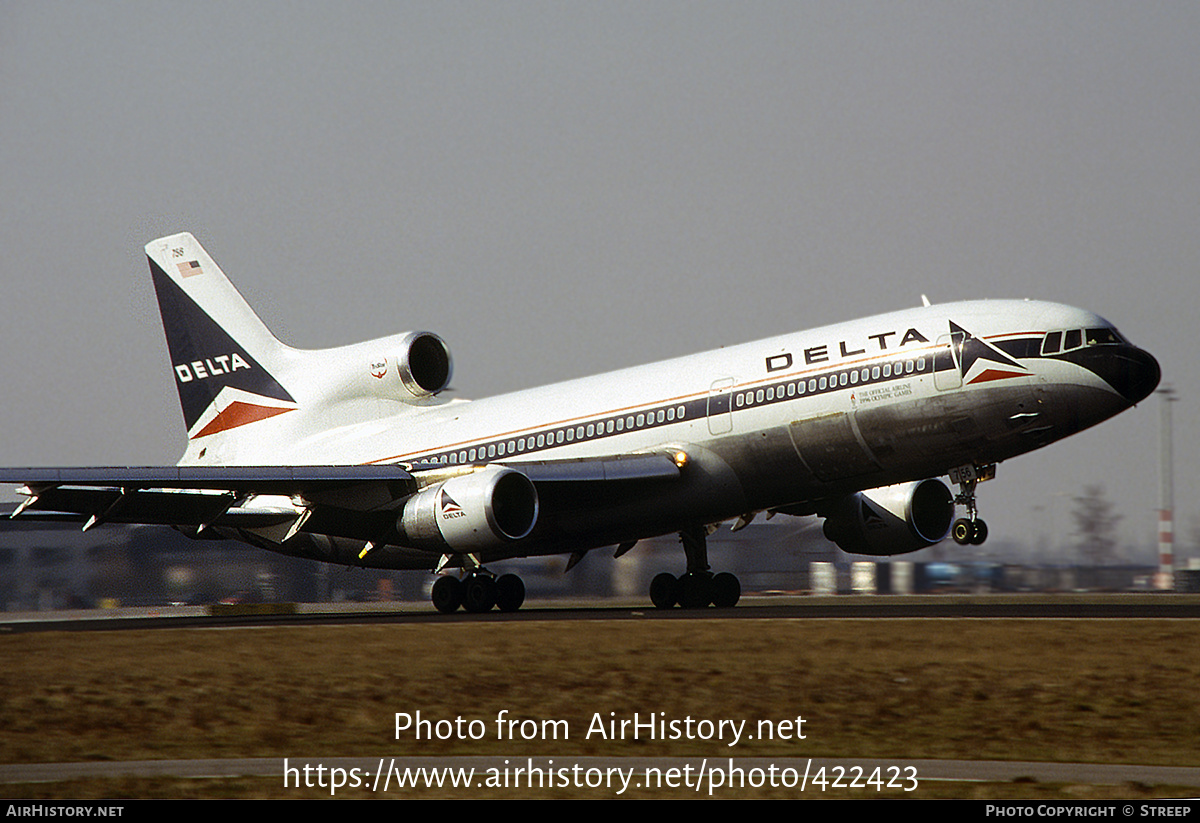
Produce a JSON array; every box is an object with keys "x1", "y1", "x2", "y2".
[
  {"x1": 1044, "y1": 327, "x2": 1123, "y2": 356},
  {"x1": 1086, "y1": 327, "x2": 1122, "y2": 346}
]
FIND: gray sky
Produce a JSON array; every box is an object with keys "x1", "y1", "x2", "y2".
[{"x1": 2, "y1": 2, "x2": 1198, "y2": 557}]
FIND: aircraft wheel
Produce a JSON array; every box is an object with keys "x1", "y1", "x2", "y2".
[
  {"x1": 678, "y1": 572, "x2": 713, "y2": 609},
  {"x1": 970, "y1": 519, "x2": 989, "y2": 545},
  {"x1": 495, "y1": 574, "x2": 526, "y2": 612},
  {"x1": 431, "y1": 576, "x2": 462, "y2": 614},
  {"x1": 462, "y1": 574, "x2": 497, "y2": 613},
  {"x1": 712, "y1": 572, "x2": 741, "y2": 608},
  {"x1": 951, "y1": 518, "x2": 974, "y2": 545},
  {"x1": 650, "y1": 572, "x2": 679, "y2": 609}
]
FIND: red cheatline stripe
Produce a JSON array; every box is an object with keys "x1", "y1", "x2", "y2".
[{"x1": 967, "y1": 368, "x2": 1025, "y2": 384}]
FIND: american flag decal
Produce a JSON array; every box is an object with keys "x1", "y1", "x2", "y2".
[{"x1": 177, "y1": 260, "x2": 204, "y2": 278}]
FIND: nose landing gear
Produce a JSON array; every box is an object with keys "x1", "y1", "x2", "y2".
[{"x1": 949, "y1": 463, "x2": 995, "y2": 546}]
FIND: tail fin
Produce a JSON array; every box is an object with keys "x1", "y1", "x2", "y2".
[{"x1": 146, "y1": 233, "x2": 298, "y2": 443}]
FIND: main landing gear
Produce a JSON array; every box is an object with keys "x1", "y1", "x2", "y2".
[
  {"x1": 649, "y1": 525, "x2": 741, "y2": 609},
  {"x1": 431, "y1": 571, "x2": 526, "y2": 614},
  {"x1": 949, "y1": 463, "x2": 994, "y2": 546}
]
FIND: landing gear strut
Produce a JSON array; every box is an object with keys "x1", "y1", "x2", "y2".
[
  {"x1": 949, "y1": 463, "x2": 994, "y2": 546},
  {"x1": 649, "y1": 525, "x2": 741, "y2": 609},
  {"x1": 431, "y1": 571, "x2": 526, "y2": 613}
]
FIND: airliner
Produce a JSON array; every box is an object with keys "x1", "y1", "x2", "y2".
[{"x1": 3, "y1": 233, "x2": 1161, "y2": 612}]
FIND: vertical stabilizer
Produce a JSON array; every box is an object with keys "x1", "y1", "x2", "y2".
[{"x1": 146, "y1": 233, "x2": 298, "y2": 444}]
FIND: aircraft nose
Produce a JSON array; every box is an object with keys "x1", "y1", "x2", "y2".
[{"x1": 1080, "y1": 344, "x2": 1161, "y2": 405}]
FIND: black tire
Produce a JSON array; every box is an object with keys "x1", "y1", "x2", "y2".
[
  {"x1": 678, "y1": 572, "x2": 713, "y2": 609},
  {"x1": 495, "y1": 574, "x2": 526, "y2": 612},
  {"x1": 649, "y1": 572, "x2": 678, "y2": 609},
  {"x1": 462, "y1": 574, "x2": 497, "y2": 613},
  {"x1": 431, "y1": 576, "x2": 462, "y2": 614},
  {"x1": 712, "y1": 572, "x2": 741, "y2": 608},
  {"x1": 951, "y1": 518, "x2": 974, "y2": 545},
  {"x1": 970, "y1": 519, "x2": 989, "y2": 545}
]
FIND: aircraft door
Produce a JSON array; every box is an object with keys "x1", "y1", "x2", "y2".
[
  {"x1": 934, "y1": 332, "x2": 965, "y2": 391},
  {"x1": 707, "y1": 378, "x2": 734, "y2": 435}
]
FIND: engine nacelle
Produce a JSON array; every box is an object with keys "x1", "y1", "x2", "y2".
[
  {"x1": 397, "y1": 466, "x2": 538, "y2": 551},
  {"x1": 821, "y1": 478, "x2": 954, "y2": 556},
  {"x1": 369, "y1": 331, "x2": 453, "y2": 400}
]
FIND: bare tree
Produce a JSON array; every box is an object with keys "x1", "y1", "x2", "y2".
[{"x1": 1071, "y1": 485, "x2": 1123, "y2": 565}]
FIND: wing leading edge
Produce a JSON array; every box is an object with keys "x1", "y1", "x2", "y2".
[{"x1": 2, "y1": 453, "x2": 682, "y2": 545}]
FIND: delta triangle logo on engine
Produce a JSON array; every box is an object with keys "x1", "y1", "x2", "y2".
[{"x1": 439, "y1": 489, "x2": 466, "y2": 520}]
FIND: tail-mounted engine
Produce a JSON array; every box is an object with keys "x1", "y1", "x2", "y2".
[
  {"x1": 368, "y1": 331, "x2": 453, "y2": 401},
  {"x1": 821, "y1": 478, "x2": 954, "y2": 556},
  {"x1": 397, "y1": 466, "x2": 539, "y2": 552}
]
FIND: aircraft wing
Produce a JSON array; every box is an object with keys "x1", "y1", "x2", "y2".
[
  {"x1": 0, "y1": 453, "x2": 681, "y2": 542},
  {"x1": 0, "y1": 465, "x2": 420, "y2": 536}
]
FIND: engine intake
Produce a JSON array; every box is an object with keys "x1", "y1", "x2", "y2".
[
  {"x1": 397, "y1": 467, "x2": 538, "y2": 551},
  {"x1": 396, "y1": 331, "x2": 453, "y2": 397},
  {"x1": 821, "y1": 478, "x2": 954, "y2": 556}
]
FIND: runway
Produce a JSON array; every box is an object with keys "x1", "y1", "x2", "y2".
[{"x1": 3, "y1": 594, "x2": 1200, "y2": 633}]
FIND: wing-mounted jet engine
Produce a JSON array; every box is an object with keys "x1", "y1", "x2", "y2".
[
  {"x1": 397, "y1": 466, "x2": 539, "y2": 551},
  {"x1": 820, "y1": 478, "x2": 955, "y2": 556},
  {"x1": 397, "y1": 466, "x2": 539, "y2": 614}
]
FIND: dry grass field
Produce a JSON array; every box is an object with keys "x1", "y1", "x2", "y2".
[{"x1": 2, "y1": 617, "x2": 1198, "y2": 797}]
